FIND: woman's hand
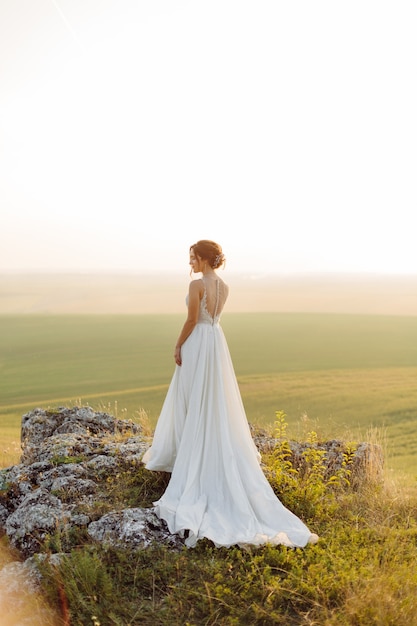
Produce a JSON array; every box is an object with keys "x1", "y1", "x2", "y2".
[{"x1": 174, "y1": 345, "x2": 182, "y2": 366}]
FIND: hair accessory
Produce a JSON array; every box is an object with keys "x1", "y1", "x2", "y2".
[{"x1": 214, "y1": 254, "x2": 223, "y2": 267}]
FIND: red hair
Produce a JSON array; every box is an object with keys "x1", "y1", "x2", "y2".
[{"x1": 190, "y1": 240, "x2": 225, "y2": 269}]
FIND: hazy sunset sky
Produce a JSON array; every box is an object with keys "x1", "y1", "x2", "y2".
[{"x1": 1, "y1": 1, "x2": 416, "y2": 275}]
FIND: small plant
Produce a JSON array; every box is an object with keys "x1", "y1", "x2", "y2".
[
  {"x1": 51, "y1": 454, "x2": 86, "y2": 466},
  {"x1": 0, "y1": 473, "x2": 11, "y2": 493},
  {"x1": 100, "y1": 460, "x2": 170, "y2": 508},
  {"x1": 267, "y1": 410, "x2": 299, "y2": 495},
  {"x1": 327, "y1": 442, "x2": 356, "y2": 489},
  {"x1": 134, "y1": 408, "x2": 154, "y2": 438},
  {"x1": 32, "y1": 409, "x2": 417, "y2": 626},
  {"x1": 266, "y1": 411, "x2": 357, "y2": 521}
]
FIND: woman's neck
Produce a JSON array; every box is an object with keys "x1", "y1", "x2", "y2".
[{"x1": 202, "y1": 269, "x2": 217, "y2": 278}]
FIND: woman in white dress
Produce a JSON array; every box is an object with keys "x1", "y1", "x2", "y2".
[{"x1": 142, "y1": 240, "x2": 318, "y2": 549}]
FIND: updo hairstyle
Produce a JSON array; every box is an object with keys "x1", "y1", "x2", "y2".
[{"x1": 190, "y1": 240, "x2": 226, "y2": 269}]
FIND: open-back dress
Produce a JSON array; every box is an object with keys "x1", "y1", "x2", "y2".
[{"x1": 142, "y1": 276, "x2": 317, "y2": 548}]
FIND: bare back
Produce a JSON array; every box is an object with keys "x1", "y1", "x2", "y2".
[{"x1": 200, "y1": 275, "x2": 229, "y2": 322}]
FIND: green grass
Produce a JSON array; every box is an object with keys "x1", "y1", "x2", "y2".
[
  {"x1": 31, "y1": 417, "x2": 417, "y2": 625},
  {"x1": 2, "y1": 313, "x2": 417, "y2": 625},
  {"x1": 1, "y1": 313, "x2": 417, "y2": 475}
]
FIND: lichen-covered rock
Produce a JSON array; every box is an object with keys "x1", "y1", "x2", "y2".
[
  {"x1": 50, "y1": 475, "x2": 97, "y2": 498},
  {"x1": 0, "y1": 405, "x2": 385, "y2": 580},
  {"x1": 0, "y1": 460, "x2": 92, "y2": 517},
  {"x1": 5, "y1": 487, "x2": 91, "y2": 557},
  {"x1": 88, "y1": 507, "x2": 183, "y2": 550},
  {"x1": 0, "y1": 503, "x2": 8, "y2": 526},
  {"x1": 37, "y1": 462, "x2": 89, "y2": 490},
  {"x1": 21, "y1": 406, "x2": 140, "y2": 465},
  {"x1": 5, "y1": 489, "x2": 66, "y2": 556},
  {"x1": 252, "y1": 429, "x2": 384, "y2": 485},
  {"x1": 1, "y1": 407, "x2": 153, "y2": 561},
  {"x1": 101, "y1": 434, "x2": 149, "y2": 463},
  {"x1": 85, "y1": 454, "x2": 118, "y2": 472}
]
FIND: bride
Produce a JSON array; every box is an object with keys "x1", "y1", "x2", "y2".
[{"x1": 142, "y1": 240, "x2": 318, "y2": 548}]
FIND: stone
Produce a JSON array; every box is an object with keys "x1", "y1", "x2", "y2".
[
  {"x1": 20, "y1": 406, "x2": 140, "y2": 465},
  {"x1": 0, "y1": 406, "x2": 384, "y2": 575},
  {"x1": 0, "y1": 407, "x2": 154, "y2": 561},
  {"x1": 252, "y1": 429, "x2": 384, "y2": 485},
  {"x1": 50, "y1": 475, "x2": 97, "y2": 498},
  {"x1": 0, "y1": 503, "x2": 8, "y2": 526},
  {"x1": 88, "y1": 507, "x2": 183, "y2": 550},
  {"x1": 5, "y1": 489, "x2": 66, "y2": 556}
]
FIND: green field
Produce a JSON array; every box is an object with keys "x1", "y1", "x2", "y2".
[{"x1": 1, "y1": 313, "x2": 417, "y2": 476}]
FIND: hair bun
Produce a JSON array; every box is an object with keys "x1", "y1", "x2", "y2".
[
  {"x1": 190, "y1": 240, "x2": 225, "y2": 270},
  {"x1": 213, "y1": 253, "x2": 225, "y2": 269}
]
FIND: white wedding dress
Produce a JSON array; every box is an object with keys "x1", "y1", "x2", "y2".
[{"x1": 142, "y1": 277, "x2": 317, "y2": 548}]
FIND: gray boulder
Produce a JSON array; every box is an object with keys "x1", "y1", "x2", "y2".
[
  {"x1": 88, "y1": 507, "x2": 183, "y2": 550},
  {"x1": 21, "y1": 406, "x2": 141, "y2": 465},
  {"x1": 252, "y1": 429, "x2": 384, "y2": 485},
  {"x1": 0, "y1": 407, "x2": 164, "y2": 560},
  {"x1": 5, "y1": 488, "x2": 66, "y2": 556},
  {"x1": 0, "y1": 406, "x2": 384, "y2": 568}
]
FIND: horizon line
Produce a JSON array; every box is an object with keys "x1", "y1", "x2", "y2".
[{"x1": 1, "y1": 269, "x2": 417, "y2": 279}]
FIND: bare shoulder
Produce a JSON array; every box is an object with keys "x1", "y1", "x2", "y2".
[
  {"x1": 189, "y1": 279, "x2": 204, "y2": 295},
  {"x1": 218, "y1": 276, "x2": 229, "y2": 296}
]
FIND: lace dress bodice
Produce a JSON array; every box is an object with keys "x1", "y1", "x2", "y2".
[
  {"x1": 199, "y1": 277, "x2": 228, "y2": 324},
  {"x1": 186, "y1": 277, "x2": 229, "y2": 325}
]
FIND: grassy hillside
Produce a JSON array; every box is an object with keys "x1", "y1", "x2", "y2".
[
  {"x1": 7, "y1": 414, "x2": 417, "y2": 626},
  {"x1": 1, "y1": 313, "x2": 417, "y2": 476}
]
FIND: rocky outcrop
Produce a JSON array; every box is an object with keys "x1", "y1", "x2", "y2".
[
  {"x1": 0, "y1": 406, "x2": 170, "y2": 558},
  {"x1": 0, "y1": 406, "x2": 383, "y2": 565},
  {"x1": 252, "y1": 428, "x2": 384, "y2": 487},
  {"x1": 88, "y1": 507, "x2": 182, "y2": 550}
]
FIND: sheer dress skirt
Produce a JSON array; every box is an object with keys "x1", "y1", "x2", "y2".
[{"x1": 143, "y1": 319, "x2": 317, "y2": 548}]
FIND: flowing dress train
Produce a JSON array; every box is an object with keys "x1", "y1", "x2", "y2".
[{"x1": 142, "y1": 278, "x2": 317, "y2": 548}]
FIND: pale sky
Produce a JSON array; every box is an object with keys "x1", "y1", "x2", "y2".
[{"x1": 1, "y1": 0, "x2": 416, "y2": 276}]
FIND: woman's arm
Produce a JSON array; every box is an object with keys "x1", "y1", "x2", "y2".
[{"x1": 174, "y1": 280, "x2": 202, "y2": 365}]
